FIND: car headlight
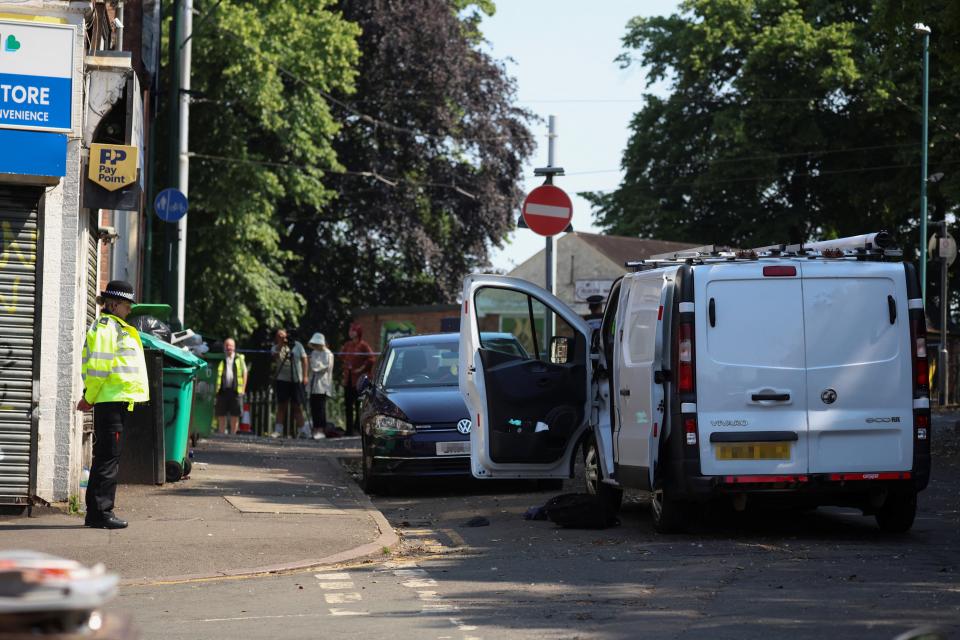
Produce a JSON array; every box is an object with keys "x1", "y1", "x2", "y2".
[{"x1": 372, "y1": 415, "x2": 416, "y2": 436}]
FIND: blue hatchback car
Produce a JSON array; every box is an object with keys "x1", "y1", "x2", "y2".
[{"x1": 358, "y1": 332, "x2": 525, "y2": 494}]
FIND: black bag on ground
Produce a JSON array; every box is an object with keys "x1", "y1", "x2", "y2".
[{"x1": 543, "y1": 493, "x2": 620, "y2": 529}]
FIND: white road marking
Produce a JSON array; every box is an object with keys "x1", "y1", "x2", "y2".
[
  {"x1": 329, "y1": 608, "x2": 370, "y2": 617},
  {"x1": 314, "y1": 572, "x2": 352, "y2": 580},
  {"x1": 318, "y1": 581, "x2": 355, "y2": 590},
  {"x1": 403, "y1": 578, "x2": 438, "y2": 588},
  {"x1": 198, "y1": 614, "x2": 326, "y2": 623},
  {"x1": 324, "y1": 592, "x2": 362, "y2": 604},
  {"x1": 394, "y1": 562, "x2": 481, "y2": 636},
  {"x1": 449, "y1": 617, "x2": 477, "y2": 631}
]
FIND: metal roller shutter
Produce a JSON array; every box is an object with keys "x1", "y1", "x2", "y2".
[{"x1": 0, "y1": 186, "x2": 41, "y2": 505}]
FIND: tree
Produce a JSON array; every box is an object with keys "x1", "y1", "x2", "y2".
[
  {"x1": 586, "y1": 0, "x2": 960, "y2": 254},
  {"x1": 179, "y1": 0, "x2": 360, "y2": 339},
  {"x1": 286, "y1": 0, "x2": 534, "y2": 347}
]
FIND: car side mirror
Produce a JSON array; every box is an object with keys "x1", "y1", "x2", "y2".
[
  {"x1": 357, "y1": 375, "x2": 372, "y2": 394},
  {"x1": 550, "y1": 336, "x2": 573, "y2": 365}
]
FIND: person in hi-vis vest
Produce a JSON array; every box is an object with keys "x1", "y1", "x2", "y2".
[
  {"x1": 215, "y1": 337, "x2": 247, "y2": 434},
  {"x1": 77, "y1": 280, "x2": 149, "y2": 529}
]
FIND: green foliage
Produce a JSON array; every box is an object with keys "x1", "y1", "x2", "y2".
[
  {"x1": 180, "y1": 0, "x2": 360, "y2": 339},
  {"x1": 287, "y1": 0, "x2": 534, "y2": 348},
  {"x1": 589, "y1": 0, "x2": 960, "y2": 256}
]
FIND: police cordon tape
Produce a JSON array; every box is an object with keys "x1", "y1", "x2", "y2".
[{"x1": 236, "y1": 349, "x2": 383, "y2": 356}]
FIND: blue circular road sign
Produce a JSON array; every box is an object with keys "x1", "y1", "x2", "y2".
[{"x1": 154, "y1": 188, "x2": 188, "y2": 222}]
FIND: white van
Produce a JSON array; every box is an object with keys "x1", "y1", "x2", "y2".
[{"x1": 459, "y1": 233, "x2": 931, "y2": 533}]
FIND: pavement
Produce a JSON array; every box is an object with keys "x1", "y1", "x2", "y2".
[{"x1": 0, "y1": 434, "x2": 396, "y2": 586}]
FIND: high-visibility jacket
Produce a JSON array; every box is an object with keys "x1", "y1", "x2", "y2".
[
  {"x1": 216, "y1": 354, "x2": 247, "y2": 394},
  {"x1": 81, "y1": 313, "x2": 149, "y2": 406}
]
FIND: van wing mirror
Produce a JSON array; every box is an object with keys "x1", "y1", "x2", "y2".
[{"x1": 550, "y1": 336, "x2": 573, "y2": 364}]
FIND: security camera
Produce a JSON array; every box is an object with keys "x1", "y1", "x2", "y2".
[
  {"x1": 113, "y1": 17, "x2": 123, "y2": 29},
  {"x1": 98, "y1": 226, "x2": 118, "y2": 241}
]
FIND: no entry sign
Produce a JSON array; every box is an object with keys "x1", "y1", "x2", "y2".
[{"x1": 522, "y1": 184, "x2": 573, "y2": 236}]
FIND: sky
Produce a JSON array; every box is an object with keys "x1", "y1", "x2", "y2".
[{"x1": 480, "y1": 0, "x2": 679, "y2": 272}]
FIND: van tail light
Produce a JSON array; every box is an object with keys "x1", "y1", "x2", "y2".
[
  {"x1": 909, "y1": 312, "x2": 929, "y2": 395},
  {"x1": 677, "y1": 322, "x2": 695, "y2": 394},
  {"x1": 684, "y1": 417, "x2": 698, "y2": 445}
]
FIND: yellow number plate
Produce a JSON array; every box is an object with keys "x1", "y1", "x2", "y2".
[{"x1": 715, "y1": 443, "x2": 791, "y2": 460}]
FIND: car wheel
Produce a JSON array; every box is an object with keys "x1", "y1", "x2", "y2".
[
  {"x1": 875, "y1": 490, "x2": 917, "y2": 533},
  {"x1": 583, "y1": 436, "x2": 623, "y2": 513},
  {"x1": 651, "y1": 482, "x2": 691, "y2": 533},
  {"x1": 360, "y1": 437, "x2": 387, "y2": 496}
]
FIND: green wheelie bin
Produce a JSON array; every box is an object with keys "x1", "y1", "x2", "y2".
[
  {"x1": 190, "y1": 353, "x2": 223, "y2": 443},
  {"x1": 139, "y1": 333, "x2": 207, "y2": 482}
]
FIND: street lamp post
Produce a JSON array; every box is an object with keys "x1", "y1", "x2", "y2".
[{"x1": 915, "y1": 22, "x2": 932, "y2": 304}]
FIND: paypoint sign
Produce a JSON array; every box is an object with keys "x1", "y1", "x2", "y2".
[
  {"x1": 89, "y1": 143, "x2": 138, "y2": 191},
  {"x1": 0, "y1": 19, "x2": 75, "y2": 132}
]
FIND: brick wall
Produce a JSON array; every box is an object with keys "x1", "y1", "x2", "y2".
[{"x1": 349, "y1": 305, "x2": 461, "y2": 361}]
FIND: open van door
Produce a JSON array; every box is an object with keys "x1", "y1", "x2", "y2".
[
  {"x1": 613, "y1": 267, "x2": 678, "y2": 490},
  {"x1": 460, "y1": 275, "x2": 592, "y2": 479}
]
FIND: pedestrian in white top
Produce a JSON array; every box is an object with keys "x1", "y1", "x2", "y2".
[{"x1": 308, "y1": 332, "x2": 334, "y2": 439}]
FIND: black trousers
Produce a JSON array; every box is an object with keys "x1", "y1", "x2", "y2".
[
  {"x1": 86, "y1": 402, "x2": 127, "y2": 519},
  {"x1": 345, "y1": 384, "x2": 360, "y2": 435},
  {"x1": 310, "y1": 394, "x2": 328, "y2": 432}
]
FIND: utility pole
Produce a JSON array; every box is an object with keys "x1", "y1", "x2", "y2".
[
  {"x1": 933, "y1": 220, "x2": 951, "y2": 405},
  {"x1": 544, "y1": 115, "x2": 558, "y2": 343},
  {"x1": 164, "y1": 0, "x2": 181, "y2": 316},
  {"x1": 164, "y1": 0, "x2": 191, "y2": 325},
  {"x1": 519, "y1": 115, "x2": 572, "y2": 351},
  {"x1": 915, "y1": 23, "x2": 931, "y2": 304},
  {"x1": 176, "y1": 0, "x2": 192, "y2": 325},
  {"x1": 941, "y1": 229, "x2": 949, "y2": 405}
]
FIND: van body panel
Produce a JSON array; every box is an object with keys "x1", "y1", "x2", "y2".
[
  {"x1": 614, "y1": 267, "x2": 677, "y2": 488},
  {"x1": 694, "y1": 263, "x2": 810, "y2": 477},
  {"x1": 460, "y1": 275, "x2": 593, "y2": 479},
  {"x1": 801, "y1": 262, "x2": 913, "y2": 473}
]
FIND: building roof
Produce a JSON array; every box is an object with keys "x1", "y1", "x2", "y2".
[{"x1": 573, "y1": 232, "x2": 701, "y2": 268}]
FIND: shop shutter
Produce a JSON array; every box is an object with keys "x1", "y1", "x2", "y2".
[{"x1": 0, "y1": 186, "x2": 41, "y2": 504}]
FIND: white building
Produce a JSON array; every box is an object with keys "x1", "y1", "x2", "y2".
[
  {"x1": 507, "y1": 232, "x2": 699, "y2": 315},
  {"x1": 0, "y1": 1, "x2": 155, "y2": 509}
]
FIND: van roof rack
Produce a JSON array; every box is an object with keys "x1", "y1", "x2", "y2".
[{"x1": 626, "y1": 231, "x2": 902, "y2": 271}]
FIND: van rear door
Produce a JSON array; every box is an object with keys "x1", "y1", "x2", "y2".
[
  {"x1": 801, "y1": 262, "x2": 913, "y2": 473},
  {"x1": 614, "y1": 267, "x2": 678, "y2": 489},
  {"x1": 695, "y1": 262, "x2": 809, "y2": 477}
]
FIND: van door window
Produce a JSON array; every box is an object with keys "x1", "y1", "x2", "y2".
[{"x1": 476, "y1": 287, "x2": 575, "y2": 362}]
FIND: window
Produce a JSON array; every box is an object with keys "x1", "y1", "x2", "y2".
[
  {"x1": 381, "y1": 342, "x2": 460, "y2": 388},
  {"x1": 474, "y1": 287, "x2": 575, "y2": 361}
]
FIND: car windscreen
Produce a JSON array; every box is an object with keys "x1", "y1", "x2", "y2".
[{"x1": 381, "y1": 342, "x2": 460, "y2": 388}]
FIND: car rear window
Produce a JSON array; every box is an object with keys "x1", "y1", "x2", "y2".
[{"x1": 382, "y1": 342, "x2": 460, "y2": 388}]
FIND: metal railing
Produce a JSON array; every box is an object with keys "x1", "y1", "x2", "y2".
[{"x1": 244, "y1": 387, "x2": 350, "y2": 437}]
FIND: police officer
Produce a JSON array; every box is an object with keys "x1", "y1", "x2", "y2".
[
  {"x1": 76, "y1": 280, "x2": 149, "y2": 529},
  {"x1": 584, "y1": 294, "x2": 605, "y2": 332}
]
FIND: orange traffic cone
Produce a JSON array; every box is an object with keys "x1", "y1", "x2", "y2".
[{"x1": 239, "y1": 403, "x2": 252, "y2": 433}]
